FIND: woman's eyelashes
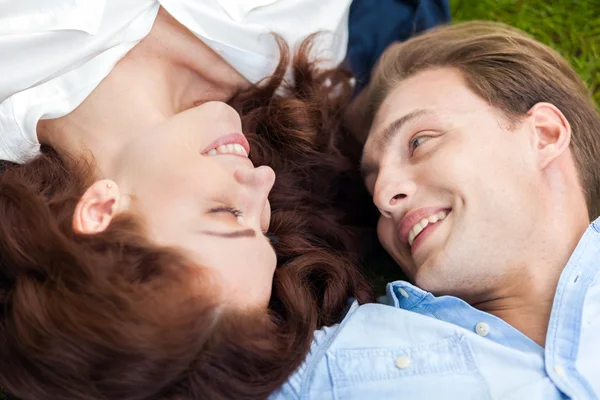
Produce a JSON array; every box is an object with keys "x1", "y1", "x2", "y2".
[{"x1": 210, "y1": 206, "x2": 245, "y2": 224}]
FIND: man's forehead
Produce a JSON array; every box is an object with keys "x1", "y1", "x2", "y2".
[
  {"x1": 373, "y1": 67, "x2": 470, "y2": 118},
  {"x1": 364, "y1": 68, "x2": 490, "y2": 149}
]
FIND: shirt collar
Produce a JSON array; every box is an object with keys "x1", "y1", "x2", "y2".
[
  {"x1": 385, "y1": 281, "x2": 544, "y2": 353},
  {"x1": 385, "y1": 280, "x2": 429, "y2": 310},
  {"x1": 549, "y1": 216, "x2": 600, "y2": 304}
]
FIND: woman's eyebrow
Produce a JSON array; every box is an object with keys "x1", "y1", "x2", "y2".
[{"x1": 200, "y1": 229, "x2": 257, "y2": 238}]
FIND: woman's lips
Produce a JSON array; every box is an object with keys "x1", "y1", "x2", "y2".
[{"x1": 202, "y1": 132, "x2": 250, "y2": 155}]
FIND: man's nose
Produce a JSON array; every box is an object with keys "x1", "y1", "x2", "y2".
[{"x1": 373, "y1": 170, "x2": 416, "y2": 218}]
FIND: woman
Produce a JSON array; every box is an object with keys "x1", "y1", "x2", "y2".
[
  {"x1": 0, "y1": 41, "x2": 375, "y2": 399},
  {"x1": 0, "y1": 0, "x2": 352, "y2": 163}
]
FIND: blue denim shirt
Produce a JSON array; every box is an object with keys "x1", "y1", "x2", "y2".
[{"x1": 270, "y1": 218, "x2": 600, "y2": 400}]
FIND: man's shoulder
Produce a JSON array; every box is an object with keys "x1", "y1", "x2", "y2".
[
  {"x1": 273, "y1": 301, "x2": 476, "y2": 399},
  {"x1": 275, "y1": 300, "x2": 515, "y2": 400}
]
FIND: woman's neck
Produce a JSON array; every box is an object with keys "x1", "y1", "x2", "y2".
[{"x1": 38, "y1": 7, "x2": 250, "y2": 175}]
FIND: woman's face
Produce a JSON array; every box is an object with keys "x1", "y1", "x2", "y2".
[
  {"x1": 86, "y1": 102, "x2": 277, "y2": 308},
  {"x1": 44, "y1": 12, "x2": 277, "y2": 308}
]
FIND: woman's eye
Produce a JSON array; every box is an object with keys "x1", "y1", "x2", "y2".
[
  {"x1": 410, "y1": 136, "x2": 429, "y2": 153},
  {"x1": 210, "y1": 207, "x2": 244, "y2": 222}
]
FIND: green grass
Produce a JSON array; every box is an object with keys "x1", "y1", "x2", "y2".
[
  {"x1": 452, "y1": 0, "x2": 600, "y2": 105},
  {"x1": 2, "y1": 1, "x2": 599, "y2": 399}
]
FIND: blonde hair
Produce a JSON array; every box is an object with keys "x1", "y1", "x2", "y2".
[{"x1": 366, "y1": 21, "x2": 600, "y2": 218}]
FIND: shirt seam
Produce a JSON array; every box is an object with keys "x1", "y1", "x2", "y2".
[{"x1": 299, "y1": 304, "x2": 359, "y2": 400}]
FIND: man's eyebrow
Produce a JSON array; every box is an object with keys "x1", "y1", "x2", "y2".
[
  {"x1": 376, "y1": 109, "x2": 437, "y2": 147},
  {"x1": 361, "y1": 109, "x2": 437, "y2": 178},
  {"x1": 200, "y1": 229, "x2": 257, "y2": 238}
]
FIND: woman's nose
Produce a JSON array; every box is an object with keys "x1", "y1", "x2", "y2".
[{"x1": 234, "y1": 165, "x2": 275, "y2": 224}]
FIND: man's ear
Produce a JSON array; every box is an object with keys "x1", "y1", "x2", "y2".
[
  {"x1": 529, "y1": 102, "x2": 571, "y2": 169},
  {"x1": 73, "y1": 179, "x2": 122, "y2": 234}
]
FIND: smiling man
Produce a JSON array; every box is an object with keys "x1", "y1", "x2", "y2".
[{"x1": 361, "y1": 21, "x2": 600, "y2": 397}]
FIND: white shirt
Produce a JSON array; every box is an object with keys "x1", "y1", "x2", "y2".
[{"x1": 0, "y1": 0, "x2": 351, "y2": 163}]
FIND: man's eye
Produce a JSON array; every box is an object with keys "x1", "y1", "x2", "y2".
[{"x1": 410, "y1": 136, "x2": 429, "y2": 154}]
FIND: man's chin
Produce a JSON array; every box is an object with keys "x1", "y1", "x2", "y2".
[
  {"x1": 414, "y1": 256, "x2": 465, "y2": 296},
  {"x1": 411, "y1": 253, "x2": 445, "y2": 290}
]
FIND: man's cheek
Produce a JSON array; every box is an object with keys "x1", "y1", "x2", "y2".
[{"x1": 377, "y1": 217, "x2": 396, "y2": 251}]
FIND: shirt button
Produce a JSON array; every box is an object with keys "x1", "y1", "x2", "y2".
[
  {"x1": 395, "y1": 356, "x2": 411, "y2": 369},
  {"x1": 554, "y1": 365, "x2": 566, "y2": 377},
  {"x1": 397, "y1": 287, "x2": 410, "y2": 298},
  {"x1": 475, "y1": 322, "x2": 490, "y2": 337}
]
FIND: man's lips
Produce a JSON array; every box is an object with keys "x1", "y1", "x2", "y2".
[{"x1": 398, "y1": 206, "x2": 451, "y2": 245}]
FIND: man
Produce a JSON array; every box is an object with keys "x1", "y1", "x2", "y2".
[{"x1": 360, "y1": 21, "x2": 600, "y2": 398}]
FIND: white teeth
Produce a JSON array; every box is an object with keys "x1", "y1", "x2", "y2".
[
  {"x1": 407, "y1": 211, "x2": 449, "y2": 247},
  {"x1": 427, "y1": 214, "x2": 439, "y2": 224},
  {"x1": 206, "y1": 143, "x2": 248, "y2": 157},
  {"x1": 408, "y1": 230, "x2": 416, "y2": 245},
  {"x1": 233, "y1": 144, "x2": 248, "y2": 156},
  {"x1": 413, "y1": 221, "x2": 425, "y2": 238}
]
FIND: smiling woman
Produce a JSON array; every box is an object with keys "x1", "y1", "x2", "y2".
[
  {"x1": 68, "y1": 101, "x2": 279, "y2": 307},
  {"x1": 0, "y1": 43, "x2": 375, "y2": 400}
]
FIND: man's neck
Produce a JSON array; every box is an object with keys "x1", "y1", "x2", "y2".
[
  {"x1": 471, "y1": 273, "x2": 561, "y2": 347},
  {"x1": 471, "y1": 216, "x2": 588, "y2": 347}
]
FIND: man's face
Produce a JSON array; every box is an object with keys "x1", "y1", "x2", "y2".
[{"x1": 362, "y1": 68, "x2": 544, "y2": 298}]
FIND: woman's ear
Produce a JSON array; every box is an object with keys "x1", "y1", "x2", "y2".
[{"x1": 73, "y1": 179, "x2": 122, "y2": 234}]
